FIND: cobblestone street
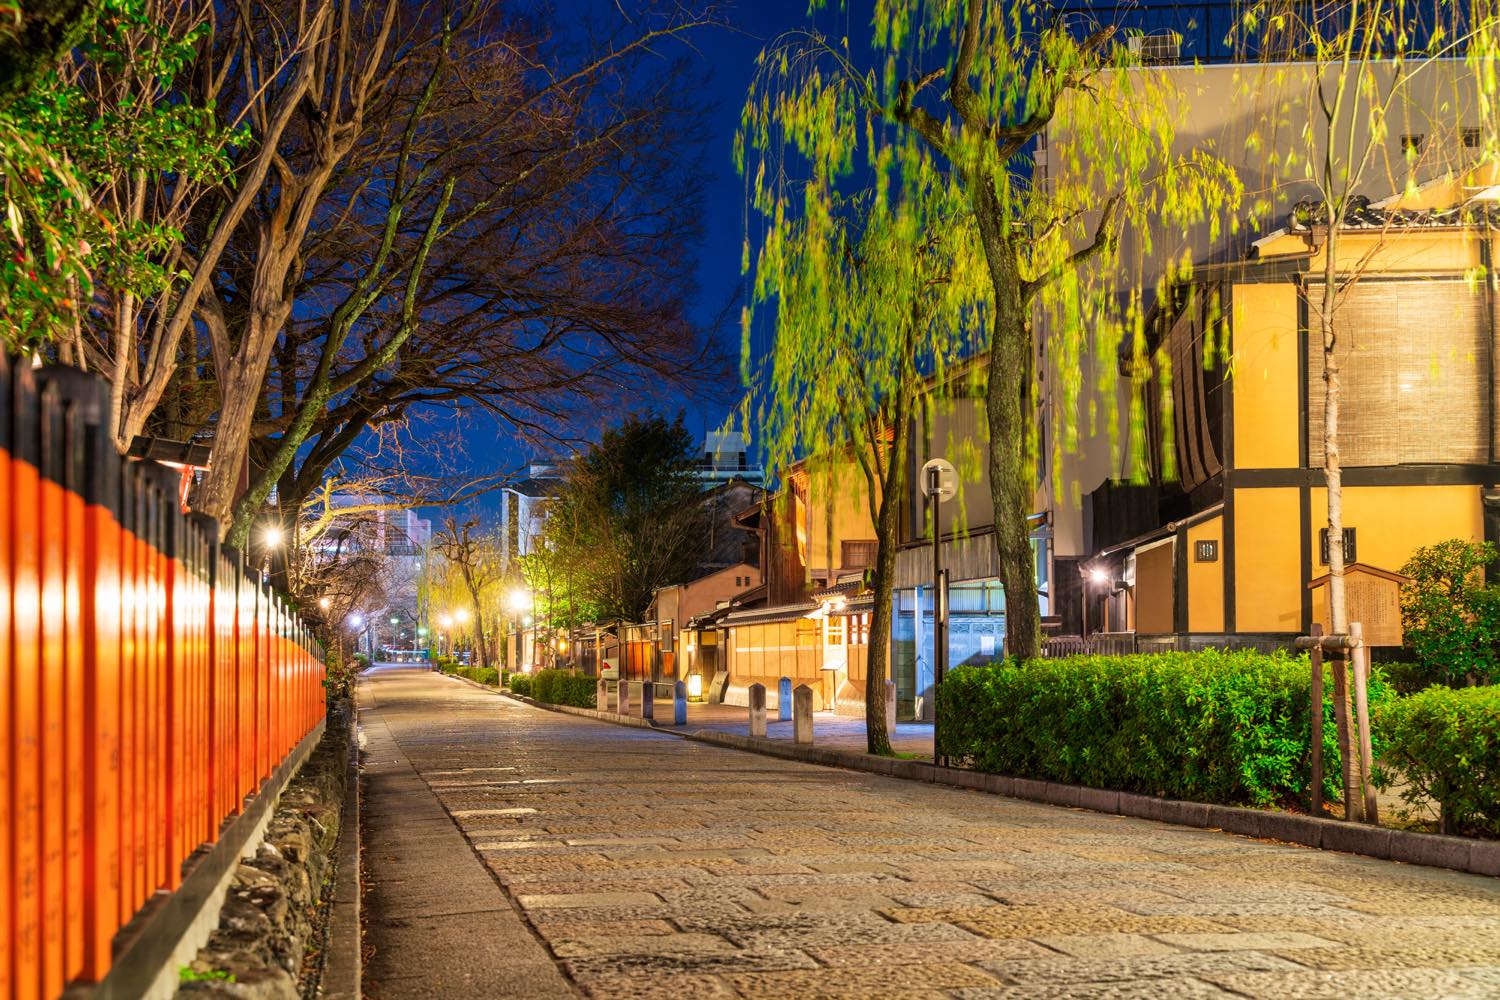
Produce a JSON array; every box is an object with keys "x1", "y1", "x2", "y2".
[{"x1": 359, "y1": 666, "x2": 1500, "y2": 999}]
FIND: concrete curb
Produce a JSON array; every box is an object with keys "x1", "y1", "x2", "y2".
[
  {"x1": 437, "y1": 673, "x2": 1500, "y2": 881},
  {"x1": 320, "y1": 702, "x2": 361, "y2": 1000}
]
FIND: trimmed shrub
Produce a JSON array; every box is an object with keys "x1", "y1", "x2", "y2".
[
  {"x1": 508, "y1": 674, "x2": 533, "y2": 697},
  {"x1": 1400, "y1": 539, "x2": 1500, "y2": 687},
  {"x1": 1375, "y1": 685, "x2": 1500, "y2": 836},
  {"x1": 936, "y1": 650, "x2": 1392, "y2": 808},
  {"x1": 532, "y1": 669, "x2": 597, "y2": 708},
  {"x1": 452, "y1": 665, "x2": 499, "y2": 686}
]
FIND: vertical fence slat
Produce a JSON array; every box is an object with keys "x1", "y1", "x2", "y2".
[
  {"x1": 38, "y1": 383, "x2": 66, "y2": 999},
  {"x1": 11, "y1": 361, "x2": 43, "y2": 999},
  {"x1": 1, "y1": 351, "x2": 14, "y2": 998}
]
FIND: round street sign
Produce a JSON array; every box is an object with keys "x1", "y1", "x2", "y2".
[{"x1": 921, "y1": 458, "x2": 958, "y2": 502}]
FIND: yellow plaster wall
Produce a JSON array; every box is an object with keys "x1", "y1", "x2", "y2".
[
  {"x1": 1231, "y1": 283, "x2": 1301, "y2": 470},
  {"x1": 1233, "y1": 487, "x2": 1303, "y2": 633},
  {"x1": 1307, "y1": 486, "x2": 1483, "y2": 575},
  {"x1": 1186, "y1": 515, "x2": 1225, "y2": 633}
]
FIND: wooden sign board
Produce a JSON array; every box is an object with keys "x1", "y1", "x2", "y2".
[{"x1": 1308, "y1": 563, "x2": 1409, "y2": 647}]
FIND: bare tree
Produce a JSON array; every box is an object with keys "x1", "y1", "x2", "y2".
[{"x1": 434, "y1": 516, "x2": 503, "y2": 671}]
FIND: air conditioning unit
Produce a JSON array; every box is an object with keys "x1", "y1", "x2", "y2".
[{"x1": 1127, "y1": 33, "x2": 1182, "y2": 64}]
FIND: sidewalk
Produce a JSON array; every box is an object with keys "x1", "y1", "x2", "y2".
[{"x1": 610, "y1": 691, "x2": 936, "y2": 757}]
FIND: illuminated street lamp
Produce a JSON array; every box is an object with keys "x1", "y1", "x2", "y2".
[
  {"x1": 259, "y1": 523, "x2": 283, "y2": 583},
  {"x1": 318, "y1": 596, "x2": 331, "y2": 612}
]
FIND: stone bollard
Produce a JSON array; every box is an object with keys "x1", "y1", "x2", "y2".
[
  {"x1": 639, "y1": 682, "x2": 654, "y2": 721},
  {"x1": 673, "y1": 681, "x2": 688, "y2": 726},
  {"x1": 748, "y1": 683, "x2": 767, "y2": 737},
  {"x1": 618, "y1": 679, "x2": 631, "y2": 715},
  {"x1": 597, "y1": 677, "x2": 607, "y2": 712},
  {"x1": 884, "y1": 679, "x2": 897, "y2": 734},
  {"x1": 777, "y1": 676, "x2": 793, "y2": 721},
  {"x1": 793, "y1": 684, "x2": 814, "y2": 745}
]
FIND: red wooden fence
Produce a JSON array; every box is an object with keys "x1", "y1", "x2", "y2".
[{"x1": 1, "y1": 355, "x2": 327, "y2": 998}]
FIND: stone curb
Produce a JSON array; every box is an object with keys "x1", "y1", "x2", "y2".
[
  {"x1": 320, "y1": 701, "x2": 362, "y2": 1000},
  {"x1": 439, "y1": 674, "x2": 1500, "y2": 881},
  {"x1": 673, "y1": 731, "x2": 1499, "y2": 881}
]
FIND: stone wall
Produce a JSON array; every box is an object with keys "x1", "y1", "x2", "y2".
[{"x1": 176, "y1": 702, "x2": 352, "y2": 999}]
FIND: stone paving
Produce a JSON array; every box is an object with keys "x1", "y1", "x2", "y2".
[
  {"x1": 359, "y1": 666, "x2": 1500, "y2": 999},
  {"x1": 634, "y1": 696, "x2": 936, "y2": 756}
]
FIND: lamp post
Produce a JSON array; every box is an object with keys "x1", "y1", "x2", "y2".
[
  {"x1": 921, "y1": 458, "x2": 957, "y2": 768},
  {"x1": 454, "y1": 607, "x2": 471, "y2": 662}
]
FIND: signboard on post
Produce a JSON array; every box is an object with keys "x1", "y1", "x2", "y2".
[{"x1": 922, "y1": 458, "x2": 956, "y2": 767}]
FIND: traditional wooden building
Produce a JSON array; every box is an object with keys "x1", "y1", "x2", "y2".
[{"x1": 1081, "y1": 197, "x2": 1499, "y2": 647}]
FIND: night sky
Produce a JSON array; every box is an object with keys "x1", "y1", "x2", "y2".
[{"x1": 437, "y1": 0, "x2": 835, "y2": 495}]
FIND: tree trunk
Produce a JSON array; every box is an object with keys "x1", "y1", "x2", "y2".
[
  {"x1": 1319, "y1": 230, "x2": 1362, "y2": 820},
  {"x1": 864, "y1": 451, "x2": 905, "y2": 756},
  {"x1": 983, "y1": 257, "x2": 1042, "y2": 661}
]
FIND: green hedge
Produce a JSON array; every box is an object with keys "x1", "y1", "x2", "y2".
[
  {"x1": 434, "y1": 656, "x2": 459, "y2": 674},
  {"x1": 455, "y1": 665, "x2": 499, "y2": 686},
  {"x1": 936, "y1": 650, "x2": 1391, "y2": 808},
  {"x1": 1375, "y1": 685, "x2": 1500, "y2": 836},
  {"x1": 508, "y1": 673, "x2": 532, "y2": 697},
  {"x1": 532, "y1": 669, "x2": 597, "y2": 708}
]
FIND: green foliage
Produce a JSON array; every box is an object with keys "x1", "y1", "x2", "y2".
[
  {"x1": 178, "y1": 967, "x2": 235, "y2": 984},
  {"x1": 508, "y1": 673, "x2": 533, "y2": 698},
  {"x1": 1375, "y1": 685, "x2": 1500, "y2": 836},
  {"x1": 455, "y1": 665, "x2": 499, "y2": 686},
  {"x1": 739, "y1": 0, "x2": 1243, "y2": 501},
  {"x1": 1400, "y1": 540, "x2": 1500, "y2": 687},
  {"x1": 536, "y1": 412, "x2": 708, "y2": 624},
  {"x1": 1375, "y1": 659, "x2": 1446, "y2": 696},
  {"x1": 936, "y1": 650, "x2": 1392, "y2": 807},
  {"x1": 531, "y1": 669, "x2": 597, "y2": 708},
  {"x1": 0, "y1": 0, "x2": 234, "y2": 347}
]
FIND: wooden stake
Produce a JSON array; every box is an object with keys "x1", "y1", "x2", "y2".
[
  {"x1": 1350, "y1": 622, "x2": 1379, "y2": 825},
  {"x1": 1331, "y1": 643, "x2": 1361, "y2": 822}
]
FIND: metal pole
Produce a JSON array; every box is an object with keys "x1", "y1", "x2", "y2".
[{"x1": 930, "y1": 468, "x2": 946, "y2": 767}]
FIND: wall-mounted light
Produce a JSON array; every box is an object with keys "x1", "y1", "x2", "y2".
[{"x1": 687, "y1": 674, "x2": 704, "y2": 701}]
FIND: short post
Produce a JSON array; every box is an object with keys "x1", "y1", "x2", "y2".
[
  {"x1": 597, "y1": 677, "x2": 608, "y2": 713},
  {"x1": 673, "y1": 680, "x2": 687, "y2": 726},
  {"x1": 884, "y1": 679, "x2": 897, "y2": 735},
  {"x1": 1350, "y1": 622, "x2": 1379, "y2": 825},
  {"x1": 748, "y1": 683, "x2": 767, "y2": 737},
  {"x1": 793, "y1": 684, "x2": 814, "y2": 744},
  {"x1": 639, "y1": 681, "x2": 654, "y2": 722},
  {"x1": 777, "y1": 676, "x2": 792, "y2": 722},
  {"x1": 1309, "y1": 623, "x2": 1324, "y2": 816},
  {"x1": 618, "y1": 678, "x2": 631, "y2": 716}
]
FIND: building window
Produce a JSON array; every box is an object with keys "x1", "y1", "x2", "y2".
[
  {"x1": 841, "y1": 539, "x2": 879, "y2": 571},
  {"x1": 1307, "y1": 280, "x2": 1490, "y2": 466},
  {"x1": 1464, "y1": 126, "x2": 1482, "y2": 148},
  {"x1": 826, "y1": 616, "x2": 844, "y2": 645},
  {"x1": 1319, "y1": 527, "x2": 1357, "y2": 566},
  {"x1": 1400, "y1": 133, "x2": 1424, "y2": 155}
]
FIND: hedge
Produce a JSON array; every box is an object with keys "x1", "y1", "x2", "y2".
[
  {"x1": 936, "y1": 650, "x2": 1392, "y2": 808},
  {"x1": 508, "y1": 673, "x2": 532, "y2": 697},
  {"x1": 1375, "y1": 685, "x2": 1500, "y2": 836},
  {"x1": 532, "y1": 669, "x2": 597, "y2": 709}
]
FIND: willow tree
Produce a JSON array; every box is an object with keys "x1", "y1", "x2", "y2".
[
  {"x1": 746, "y1": 165, "x2": 979, "y2": 753},
  {"x1": 741, "y1": 1, "x2": 1241, "y2": 659}
]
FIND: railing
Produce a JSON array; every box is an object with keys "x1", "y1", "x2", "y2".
[{"x1": 1, "y1": 355, "x2": 326, "y2": 998}]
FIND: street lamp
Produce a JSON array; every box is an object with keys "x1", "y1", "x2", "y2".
[
  {"x1": 260, "y1": 523, "x2": 283, "y2": 584},
  {"x1": 318, "y1": 596, "x2": 331, "y2": 612}
]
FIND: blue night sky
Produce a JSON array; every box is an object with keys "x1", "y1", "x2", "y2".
[{"x1": 438, "y1": 0, "x2": 835, "y2": 489}]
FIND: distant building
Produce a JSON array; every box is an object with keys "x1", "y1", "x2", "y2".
[
  {"x1": 499, "y1": 462, "x2": 564, "y2": 572},
  {"x1": 696, "y1": 431, "x2": 764, "y2": 487}
]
